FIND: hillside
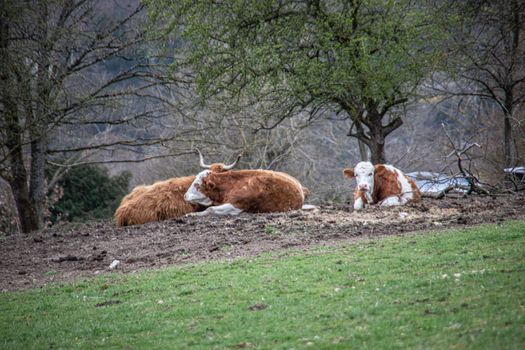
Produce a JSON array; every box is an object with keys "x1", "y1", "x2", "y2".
[{"x1": 1, "y1": 193, "x2": 523, "y2": 291}]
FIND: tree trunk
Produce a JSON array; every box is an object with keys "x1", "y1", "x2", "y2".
[
  {"x1": 503, "y1": 0, "x2": 519, "y2": 168},
  {"x1": 357, "y1": 140, "x2": 369, "y2": 161},
  {"x1": 1, "y1": 4, "x2": 41, "y2": 233},
  {"x1": 503, "y1": 114, "x2": 514, "y2": 168},
  {"x1": 364, "y1": 106, "x2": 390, "y2": 164},
  {"x1": 4, "y1": 110, "x2": 42, "y2": 233},
  {"x1": 29, "y1": 138, "x2": 47, "y2": 228},
  {"x1": 344, "y1": 102, "x2": 401, "y2": 164},
  {"x1": 8, "y1": 168, "x2": 40, "y2": 234},
  {"x1": 368, "y1": 134, "x2": 386, "y2": 164},
  {"x1": 29, "y1": 10, "x2": 51, "y2": 229},
  {"x1": 5, "y1": 112, "x2": 41, "y2": 233},
  {"x1": 503, "y1": 86, "x2": 516, "y2": 168}
]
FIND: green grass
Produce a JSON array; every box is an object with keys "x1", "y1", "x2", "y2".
[{"x1": 1, "y1": 221, "x2": 524, "y2": 349}]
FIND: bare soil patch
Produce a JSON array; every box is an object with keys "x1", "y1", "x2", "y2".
[{"x1": 1, "y1": 194, "x2": 523, "y2": 291}]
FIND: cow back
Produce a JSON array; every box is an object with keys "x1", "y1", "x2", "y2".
[
  {"x1": 202, "y1": 170, "x2": 305, "y2": 212},
  {"x1": 115, "y1": 175, "x2": 199, "y2": 226},
  {"x1": 371, "y1": 165, "x2": 402, "y2": 202}
]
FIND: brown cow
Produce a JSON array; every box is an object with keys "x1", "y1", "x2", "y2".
[
  {"x1": 115, "y1": 149, "x2": 240, "y2": 226},
  {"x1": 184, "y1": 152, "x2": 309, "y2": 215},
  {"x1": 343, "y1": 161, "x2": 421, "y2": 210}
]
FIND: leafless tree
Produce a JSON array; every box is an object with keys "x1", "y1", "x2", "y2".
[
  {"x1": 441, "y1": 123, "x2": 489, "y2": 195},
  {"x1": 0, "y1": 0, "x2": 189, "y2": 233},
  {"x1": 434, "y1": 0, "x2": 525, "y2": 168}
]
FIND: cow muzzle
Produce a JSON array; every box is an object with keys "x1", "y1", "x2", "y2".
[
  {"x1": 358, "y1": 184, "x2": 370, "y2": 192},
  {"x1": 184, "y1": 190, "x2": 213, "y2": 206}
]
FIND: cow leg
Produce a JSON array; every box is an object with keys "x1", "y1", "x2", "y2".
[
  {"x1": 354, "y1": 191, "x2": 373, "y2": 210},
  {"x1": 379, "y1": 196, "x2": 404, "y2": 207},
  {"x1": 353, "y1": 197, "x2": 365, "y2": 210},
  {"x1": 400, "y1": 191, "x2": 414, "y2": 205},
  {"x1": 193, "y1": 203, "x2": 244, "y2": 216}
]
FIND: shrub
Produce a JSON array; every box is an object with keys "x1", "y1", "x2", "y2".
[{"x1": 50, "y1": 165, "x2": 131, "y2": 223}]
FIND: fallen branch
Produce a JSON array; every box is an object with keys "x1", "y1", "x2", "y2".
[{"x1": 421, "y1": 185, "x2": 457, "y2": 199}]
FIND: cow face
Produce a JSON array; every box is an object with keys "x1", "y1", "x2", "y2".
[
  {"x1": 184, "y1": 170, "x2": 213, "y2": 206},
  {"x1": 343, "y1": 161, "x2": 375, "y2": 209},
  {"x1": 344, "y1": 161, "x2": 375, "y2": 192}
]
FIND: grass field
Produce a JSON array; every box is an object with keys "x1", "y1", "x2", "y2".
[{"x1": 1, "y1": 221, "x2": 524, "y2": 349}]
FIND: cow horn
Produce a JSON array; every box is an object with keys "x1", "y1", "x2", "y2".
[
  {"x1": 222, "y1": 154, "x2": 241, "y2": 170},
  {"x1": 195, "y1": 148, "x2": 211, "y2": 169}
]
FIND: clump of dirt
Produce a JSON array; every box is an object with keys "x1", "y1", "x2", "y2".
[{"x1": 1, "y1": 193, "x2": 523, "y2": 291}]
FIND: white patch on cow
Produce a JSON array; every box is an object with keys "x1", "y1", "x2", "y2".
[
  {"x1": 184, "y1": 170, "x2": 213, "y2": 206},
  {"x1": 364, "y1": 191, "x2": 373, "y2": 204},
  {"x1": 353, "y1": 196, "x2": 365, "y2": 210},
  {"x1": 352, "y1": 161, "x2": 376, "y2": 202},
  {"x1": 380, "y1": 196, "x2": 401, "y2": 207},
  {"x1": 387, "y1": 166, "x2": 414, "y2": 203},
  {"x1": 193, "y1": 203, "x2": 243, "y2": 216}
]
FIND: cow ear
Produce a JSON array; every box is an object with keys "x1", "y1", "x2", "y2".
[
  {"x1": 374, "y1": 164, "x2": 385, "y2": 174},
  {"x1": 343, "y1": 168, "x2": 355, "y2": 178}
]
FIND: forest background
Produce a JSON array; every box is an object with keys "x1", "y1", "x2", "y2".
[{"x1": 1, "y1": 0, "x2": 523, "y2": 234}]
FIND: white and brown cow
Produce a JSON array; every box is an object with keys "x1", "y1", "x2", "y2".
[
  {"x1": 343, "y1": 161, "x2": 421, "y2": 210},
  {"x1": 184, "y1": 151, "x2": 309, "y2": 215},
  {"x1": 114, "y1": 150, "x2": 240, "y2": 226}
]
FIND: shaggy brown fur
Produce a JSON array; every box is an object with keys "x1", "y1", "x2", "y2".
[
  {"x1": 198, "y1": 170, "x2": 306, "y2": 212},
  {"x1": 115, "y1": 161, "x2": 237, "y2": 226},
  {"x1": 115, "y1": 176, "x2": 203, "y2": 227}
]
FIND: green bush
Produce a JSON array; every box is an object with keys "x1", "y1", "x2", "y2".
[{"x1": 50, "y1": 165, "x2": 131, "y2": 223}]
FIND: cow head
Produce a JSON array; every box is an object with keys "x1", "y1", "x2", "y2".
[
  {"x1": 343, "y1": 161, "x2": 376, "y2": 208},
  {"x1": 343, "y1": 161, "x2": 376, "y2": 192},
  {"x1": 184, "y1": 149, "x2": 241, "y2": 206}
]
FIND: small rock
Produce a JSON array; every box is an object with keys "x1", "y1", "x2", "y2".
[
  {"x1": 91, "y1": 250, "x2": 107, "y2": 261},
  {"x1": 95, "y1": 300, "x2": 121, "y2": 308},
  {"x1": 301, "y1": 204, "x2": 318, "y2": 211},
  {"x1": 399, "y1": 212, "x2": 409, "y2": 219},
  {"x1": 456, "y1": 216, "x2": 468, "y2": 224},
  {"x1": 109, "y1": 260, "x2": 120, "y2": 270},
  {"x1": 52, "y1": 254, "x2": 83, "y2": 263},
  {"x1": 248, "y1": 303, "x2": 267, "y2": 311}
]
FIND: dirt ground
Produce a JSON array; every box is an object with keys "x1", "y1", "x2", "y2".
[{"x1": 1, "y1": 193, "x2": 524, "y2": 291}]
